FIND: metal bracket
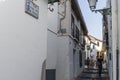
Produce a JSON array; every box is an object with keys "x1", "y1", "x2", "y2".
[{"x1": 92, "y1": 8, "x2": 111, "y2": 15}]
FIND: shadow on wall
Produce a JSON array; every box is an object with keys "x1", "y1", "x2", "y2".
[{"x1": 41, "y1": 60, "x2": 46, "y2": 80}]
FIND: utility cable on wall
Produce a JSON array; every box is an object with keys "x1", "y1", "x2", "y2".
[{"x1": 58, "y1": 0, "x2": 67, "y2": 34}]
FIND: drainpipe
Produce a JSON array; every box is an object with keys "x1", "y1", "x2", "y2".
[
  {"x1": 116, "y1": 0, "x2": 119, "y2": 79},
  {"x1": 116, "y1": 50, "x2": 119, "y2": 80},
  {"x1": 58, "y1": 0, "x2": 67, "y2": 33},
  {"x1": 41, "y1": 60, "x2": 46, "y2": 80}
]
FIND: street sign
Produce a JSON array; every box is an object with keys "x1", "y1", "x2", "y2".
[{"x1": 25, "y1": 0, "x2": 39, "y2": 19}]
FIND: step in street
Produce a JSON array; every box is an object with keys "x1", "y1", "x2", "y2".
[{"x1": 76, "y1": 68, "x2": 109, "y2": 80}]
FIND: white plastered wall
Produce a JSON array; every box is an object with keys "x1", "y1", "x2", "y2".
[{"x1": 0, "y1": 0, "x2": 47, "y2": 80}]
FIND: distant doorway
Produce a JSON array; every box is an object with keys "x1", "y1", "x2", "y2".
[
  {"x1": 79, "y1": 50, "x2": 82, "y2": 67},
  {"x1": 73, "y1": 49, "x2": 76, "y2": 78}
]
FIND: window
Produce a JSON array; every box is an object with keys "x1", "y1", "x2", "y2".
[
  {"x1": 71, "y1": 15, "x2": 74, "y2": 37},
  {"x1": 76, "y1": 26, "x2": 79, "y2": 41},
  {"x1": 71, "y1": 15, "x2": 80, "y2": 41}
]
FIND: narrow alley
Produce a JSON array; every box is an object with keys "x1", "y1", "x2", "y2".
[
  {"x1": 47, "y1": 0, "x2": 112, "y2": 80},
  {"x1": 0, "y1": 0, "x2": 119, "y2": 80},
  {"x1": 76, "y1": 68, "x2": 109, "y2": 80}
]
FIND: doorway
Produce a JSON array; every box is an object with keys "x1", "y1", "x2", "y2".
[{"x1": 73, "y1": 49, "x2": 76, "y2": 78}]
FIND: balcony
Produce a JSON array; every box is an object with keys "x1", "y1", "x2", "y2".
[{"x1": 71, "y1": 23, "x2": 80, "y2": 42}]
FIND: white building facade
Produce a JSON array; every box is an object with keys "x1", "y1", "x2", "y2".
[
  {"x1": 0, "y1": 0, "x2": 47, "y2": 80},
  {"x1": 85, "y1": 35, "x2": 103, "y2": 67},
  {"x1": 47, "y1": 0, "x2": 88, "y2": 80},
  {"x1": 102, "y1": 5, "x2": 113, "y2": 80},
  {"x1": 85, "y1": 36, "x2": 91, "y2": 59},
  {"x1": 111, "y1": 0, "x2": 120, "y2": 80},
  {"x1": 105, "y1": 0, "x2": 120, "y2": 80}
]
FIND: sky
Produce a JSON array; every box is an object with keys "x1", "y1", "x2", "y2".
[{"x1": 78, "y1": 0, "x2": 106, "y2": 40}]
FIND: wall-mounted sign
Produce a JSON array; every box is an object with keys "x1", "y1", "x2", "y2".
[{"x1": 25, "y1": 0, "x2": 39, "y2": 19}]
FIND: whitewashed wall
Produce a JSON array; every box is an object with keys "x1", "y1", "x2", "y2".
[
  {"x1": 56, "y1": 36, "x2": 70, "y2": 80},
  {"x1": 47, "y1": 2, "x2": 58, "y2": 69},
  {"x1": 47, "y1": 31, "x2": 58, "y2": 69},
  {"x1": 111, "y1": 0, "x2": 120, "y2": 80},
  {"x1": 70, "y1": 38, "x2": 85, "y2": 80},
  {"x1": 48, "y1": 3, "x2": 58, "y2": 33},
  {"x1": 0, "y1": 0, "x2": 47, "y2": 80},
  {"x1": 107, "y1": 14, "x2": 113, "y2": 80},
  {"x1": 47, "y1": 1, "x2": 86, "y2": 80}
]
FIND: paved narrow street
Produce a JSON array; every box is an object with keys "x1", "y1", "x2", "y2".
[{"x1": 76, "y1": 68, "x2": 109, "y2": 80}]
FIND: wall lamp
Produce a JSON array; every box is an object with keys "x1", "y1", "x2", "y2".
[{"x1": 87, "y1": 0, "x2": 111, "y2": 15}]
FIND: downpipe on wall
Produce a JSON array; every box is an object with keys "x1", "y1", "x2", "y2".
[
  {"x1": 58, "y1": 0, "x2": 67, "y2": 34},
  {"x1": 116, "y1": 50, "x2": 119, "y2": 80},
  {"x1": 116, "y1": 0, "x2": 119, "y2": 79}
]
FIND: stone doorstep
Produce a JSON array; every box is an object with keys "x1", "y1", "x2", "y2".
[
  {"x1": 81, "y1": 72, "x2": 109, "y2": 76},
  {"x1": 75, "y1": 74, "x2": 109, "y2": 80},
  {"x1": 82, "y1": 71, "x2": 108, "y2": 74},
  {"x1": 79, "y1": 72, "x2": 109, "y2": 80},
  {"x1": 83, "y1": 69, "x2": 108, "y2": 73},
  {"x1": 75, "y1": 77, "x2": 109, "y2": 80},
  {"x1": 84, "y1": 68, "x2": 107, "y2": 70},
  {"x1": 79, "y1": 74, "x2": 109, "y2": 80},
  {"x1": 75, "y1": 68, "x2": 109, "y2": 80}
]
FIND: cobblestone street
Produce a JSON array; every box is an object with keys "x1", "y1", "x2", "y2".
[{"x1": 76, "y1": 68, "x2": 109, "y2": 80}]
